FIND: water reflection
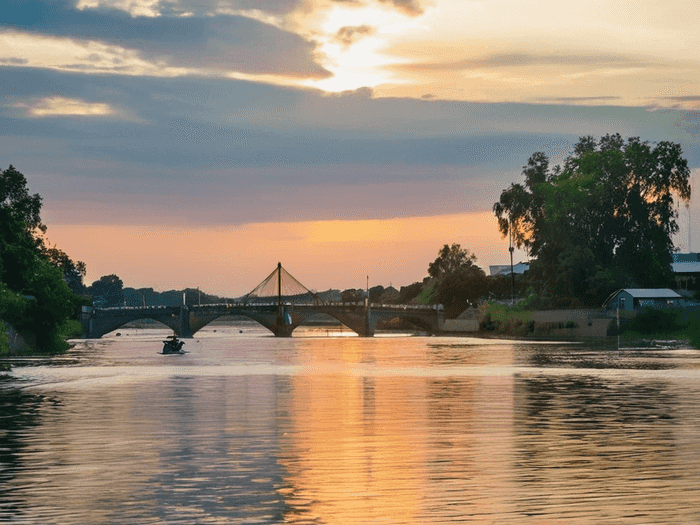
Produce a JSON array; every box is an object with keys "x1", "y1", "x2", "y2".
[
  {"x1": 2, "y1": 332, "x2": 700, "y2": 523},
  {"x1": 512, "y1": 374, "x2": 700, "y2": 523},
  {"x1": 0, "y1": 373, "x2": 290, "y2": 524},
  {"x1": 276, "y1": 340, "x2": 518, "y2": 523}
]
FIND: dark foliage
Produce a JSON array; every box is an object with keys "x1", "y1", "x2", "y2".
[
  {"x1": 494, "y1": 134, "x2": 690, "y2": 307},
  {"x1": 89, "y1": 274, "x2": 124, "y2": 307},
  {"x1": 0, "y1": 165, "x2": 85, "y2": 353}
]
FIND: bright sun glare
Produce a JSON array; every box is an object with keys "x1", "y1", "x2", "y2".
[{"x1": 302, "y1": 5, "x2": 426, "y2": 92}]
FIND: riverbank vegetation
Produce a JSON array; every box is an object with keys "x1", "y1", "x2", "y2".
[
  {"x1": 388, "y1": 134, "x2": 695, "y2": 344},
  {"x1": 619, "y1": 307, "x2": 700, "y2": 348},
  {"x1": 0, "y1": 165, "x2": 88, "y2": 355},
  {"x1": 493, "y1": 134, "x2": 690, "y2": 308}
]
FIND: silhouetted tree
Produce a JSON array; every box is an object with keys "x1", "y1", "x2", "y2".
[
  {"x1": 494, "y1": 134, "x2": 691, "y2": 306},
  {"x1": 341, "y1": 289, "x2": 363, "y2": 303},
  {"x1": 90, "y1": 274, "x2": 124, "y2": 307},
  {"x1": 426, "y1": 244, "x2": 488, "y2": 316},
  {"x1": 398, "y1": 281, "x2": 424, "y2": 304},
  {"x1": 428, "y1": 244, "x2": 479, "y2": 279},
  {"x1": 42, "y1": 245, "x2": 87, "y2": 295}
]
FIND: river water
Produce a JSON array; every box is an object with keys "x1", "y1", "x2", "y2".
[{"x1": 2, "y1": 322, "x2": 700, "y2": 524}]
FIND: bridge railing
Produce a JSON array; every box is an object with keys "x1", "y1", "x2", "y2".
[{"x1": 91, "y1": 302, "x2": 443, "y2": 311}]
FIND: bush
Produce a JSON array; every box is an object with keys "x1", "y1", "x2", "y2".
[
  {"x1": 629, "y1": 307, "x2": 679, "y2": 334},
  {"x1": 60, "y1": 319, "x2": 83, "y2": 340},
  {"x1": 0, "y1": 321, "x2": 9, "y2": 356}
]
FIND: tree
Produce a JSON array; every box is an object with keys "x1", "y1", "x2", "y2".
[
  {"x1": 398, "y1": 281, "x2": 424, "y2": 304},
  {"x1": 428, "y1": 244, "x2": 479, "y2": 279},
  {"x1": 0, "y1": 165, "x2": 45, "y2": 235},
  {"x1": 0, "y1": 165, "x2": 85, "y2": 353},
  {"x1": 437, "y1": 269, "x2": 488, "y2": 318},
  {"x1": 427, "y1": 244, "x2": 488, "y2": 316},
  {"x1": 0, "y1": 165, "x2": 45, "y2": 290},
  {"x1": 493, "y1": 134, "x2": 691, "y2": 307},
  {"x1": 42, "y1": 245, "x2": 87, "y2": 295},
  {"x1": 90, "y1": 275, "x2": 124, "y2": 307}
]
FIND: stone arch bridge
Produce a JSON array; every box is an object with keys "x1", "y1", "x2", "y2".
[
  {"x1": 80, "y1": 262, "x2": 444, "y2": 338},
  {"x1": 80, "y1": 301, "x2": 444, "y2": 338}
]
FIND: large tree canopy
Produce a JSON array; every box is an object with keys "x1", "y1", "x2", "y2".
[
  {"x1": 427, "y1": 244, "x2": 488, "y2": 316},
  {"x1": 0, "y1": 165, "x2": 87, "y2": 353},
  {"x1": 493, "y1": 134, "x2": 690, "y2": 307},
  {"x1": 428, "y1": 243, "x2": 480, "y2": 279},
  {"x1": 89, "y1": 274, "x2": 125, "y2": 308}
]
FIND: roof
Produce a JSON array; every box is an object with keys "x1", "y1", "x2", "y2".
[
  {"x1": 602, "y1": 288, "x2": 681, "y2": 307},
  {"x1": 672, "y1": 261, "x2": 700, "y2": 273},
  {"x1": 489, "y1": 262, "x2": 529, "y2": 276},
  {"x1": 618, "y1": 288, "x2": 681, "y2": 299}
]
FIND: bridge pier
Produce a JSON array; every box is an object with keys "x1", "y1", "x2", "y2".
[
  {"x1": 273, "y1": 322, "x2": 295, "y2": 337},
  {"x1": 179, "y1": 306, "x2": 193, "y2": 338}
]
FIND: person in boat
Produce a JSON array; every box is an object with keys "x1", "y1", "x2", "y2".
[{"x1": 162, "y1": 334, "x2": 185, "y2": 353}]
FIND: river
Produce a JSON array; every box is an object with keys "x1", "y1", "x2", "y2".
[{"x1": 2, "y1": 322, "x2": 700, "y2": 524}]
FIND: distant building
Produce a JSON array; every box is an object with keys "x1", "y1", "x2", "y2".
[
  {"x1": 672, "y1": 252, "x2": 700, "y2": 290},
  {"x1": 489, "y1": 262, "x2": 529, "y2": 277},
  {"x1": 603, "y1": 288, "x2": 682, "y2": 311}
]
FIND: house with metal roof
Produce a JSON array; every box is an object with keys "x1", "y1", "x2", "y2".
[
  {"x1": 603, "y1": 289, "x2": 682, "y2": 311},
  {"x1": 672, "y1": 252, "x2": 700, "y2": 290}
]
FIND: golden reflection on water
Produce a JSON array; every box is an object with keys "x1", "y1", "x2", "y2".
[{"x1": 276, "y1": 338, "x2": 517, "y2": 523}]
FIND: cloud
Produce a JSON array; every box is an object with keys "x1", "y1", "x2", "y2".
[
  {"x1": 330, "y1": 0, "x2": 425, "y2": 15},
  {"x1": 12, "y1": 96, "x2": 117, "y2": 117},
  {"x1": 378, "y1": 0, "x2": 423, "y2": 15},
  {"x1": 2, "y1": 0, "x2": 330, "y2": 79},
  {"x1": 0, "y1": 29, "x2": 195, "y2": 77},
  {"x1": 335, "y1": 25, "x2": 374, "y2": 46},
  {"x1": 2, "y1": 67, "x2": 700, "y2": 231},
  {"x1": 75, "y1": 0, "x2": 305, "y2": 18},
  {"x1": 76, "y1": 0, "x2": 163, "y2": 17},
  {"x1": 534, "y1": 96, "x2": 623, "y2": 105},
  {"x1": 653, "y1": 96, "x2": 700, "y2": 111},
  {"x1": 0, "y1": 57, "x2": 28, "y2": 65},
  {"x1": 401, "y1": 52, "x2": 651, "y2": 72}
]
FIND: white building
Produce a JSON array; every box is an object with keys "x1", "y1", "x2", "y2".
[{"x1": 489, "y1": 262, "x2": 529, "y2": 277}]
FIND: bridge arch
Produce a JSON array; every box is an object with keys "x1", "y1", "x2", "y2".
[
  {"x1": 81, "y1": 306, "x2": 187, "y2": 338},
  {"x1": 189, "y1": 312, "x2": 281, "y2": 336},
  {"x1": 105, "y1": 317, "x2": 177, "y2": 336}
]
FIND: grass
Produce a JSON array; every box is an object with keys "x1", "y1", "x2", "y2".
[
  {"x1": 59, "y1": 319, "x2": 83, "y2": 340},
  {"x1": 479, "y1": 302, "x2": 535, "y2": 336},
  {"x1": 415, "y1": 280, "x2": 438, "y2": 305}
]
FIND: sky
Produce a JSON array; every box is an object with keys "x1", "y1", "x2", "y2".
[{"x1": 2, "y1": 0, "x2": 700, "y2": 296}]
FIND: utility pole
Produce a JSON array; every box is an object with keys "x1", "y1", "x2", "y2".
[
  {"x1": 365, "y1": 275, "x2": 371, "y2": 337},
  {"x1": 277, "y1": 262, "x2": 283, "y2": 323},
  {"x1": 509, "y1": 219, "x2": 515, "y2": 307}
]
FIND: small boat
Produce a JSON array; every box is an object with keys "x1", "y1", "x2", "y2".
[{"x1": 161, "y1": 335, "x2": 186, "y2": 354}]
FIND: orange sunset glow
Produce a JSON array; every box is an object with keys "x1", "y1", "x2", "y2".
[
  {"x1": 2, "y1": 0, "x2": 699, "y2": 294},
  {"x1": 45, "y1": 212, "x2": 520, "y2": 296}
]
